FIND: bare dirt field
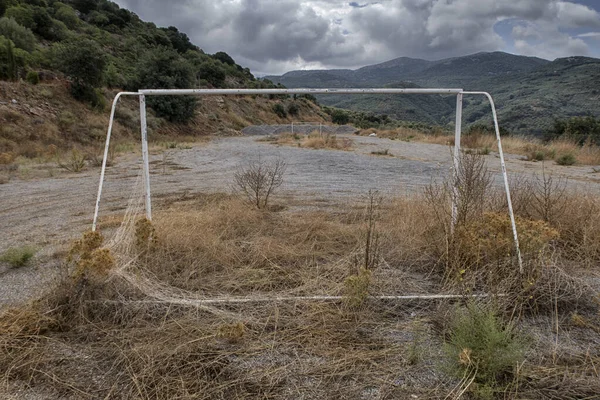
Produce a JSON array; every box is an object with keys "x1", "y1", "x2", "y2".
[{"x1": 1, "y1": 134, "x2": 600, "y2": 307}]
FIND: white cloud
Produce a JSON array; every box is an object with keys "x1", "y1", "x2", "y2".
[
  {"x1": 577, "y1": 31, "x2": 600, "y2": 38},
  {"x1": 113, "y1": 0, "x2": 600, "y2": 74},
  {"x1": 557, "y1": 1, "x2": 600, "y2": 27}
]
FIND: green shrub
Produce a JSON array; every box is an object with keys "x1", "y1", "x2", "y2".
[
  {"x1": 272, "y1": 103, "x2": 286, "y2": 118},
  {"x1": 0, "y1": 17, "x2": 36, "y2": 51},
  {"x1": 287, "y1": 102, "x2": 299, "y2": 116},
  {"x1": 72, "y1": 0, "x2": 98, "y2": 14},
  {"x1": 53, "y1": 2, "x2": 79, "y2": 29},
  {"x1": 443, "y1": 303, "x2": 525, "y2": 394},
  {"x1": 88, "y1": 10, "x2": 109, "y2": 26},
  {"x1": 197, "y1": 60, "x2": 226, "y2": 87},
  {"x1": 331, "y1": 109, "x2": 350, "y2": 125},
  {"x1": 45, "y1": 17, "x2": 69, "y2": 41},
  {"x1": 1, "y1": 246, "x2": 36, "y2": 268},
  {"x1": 343, "y1": 267, "x2": 372, "y2": 309},
  {"x1": 133, "y1": 47, "x2": 197, "y2": 123},
  {"x1": 4, "y1": 6, "x2": 35, "y2": 30},
  {"x1": 58, "y1": 149, "x2": 86, "y2": 172},
  {"x1": 0, "y1": 0, "x2": 10, "y2": 16},
  {"x1": 552, "y1": 116, "x2": 600, "y2": 144},
  {"x1": 162, "y1": 26, "x2": 197, "y2": 53},
  {"x1": 556, "y1": 153, "x2": 576, "y2": 166},
  {"x1": 213, "y1": 51, "x2": 235, "y2": 66},
  {"x1": 104, "y1": 62, "x2": 125, "y2": 89},
  {"x1": 26, "y1": 70, "x2": 39, "y2": 84},
  {"x1": 54, "y1": 37, "x2": 106, "y2": 105},
  {"x1": 0, "y1": 35, "x2": 16, "y2": 80},
  {"x1": 54, "y1": 37, "x2": 106, "y2": 87}
]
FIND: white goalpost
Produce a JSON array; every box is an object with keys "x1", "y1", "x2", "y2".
[{"x1": 92, "y1": 88, "x2": 523, "y2": 273}]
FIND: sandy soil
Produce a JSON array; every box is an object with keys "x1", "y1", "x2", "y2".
[{"x1": 1, "y1": 134, "x2": 599, "y2": 307}]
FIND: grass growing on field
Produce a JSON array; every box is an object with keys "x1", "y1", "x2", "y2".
[
  {"x1": 0, "y1": 246, "x2": 36, "y2": 268},
  {"x1": 0, "y1": 153, "x2": 599, "y2": 399}
]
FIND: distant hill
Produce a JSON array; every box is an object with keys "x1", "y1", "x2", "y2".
[{"x1": 266, "y1": 52, "x2": 600, "y2": 135}]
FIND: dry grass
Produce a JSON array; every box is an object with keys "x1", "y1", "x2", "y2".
[
  {"x1": 275, "y1": 131, "x2": 353, "y2": 150},
  {"x1": 0, "y1": 82, "x2": 328, "y2": 178},
  {"x1": 360, "y1": 127, "x2": 600, "y2": 165},
  {"x1": 1, "y1": 163, "x2": 599, "y2": 398}
]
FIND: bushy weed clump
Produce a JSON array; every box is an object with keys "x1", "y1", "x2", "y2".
[
  {"x1": 68, "y1": 231, "x2": 115, "y2": 280},
  {"x1": 443, "y1": 303, "x2": 526, "y2": 398},
  {"x1": 0, "y1": 246, "x2": 36, "y2": 268},
  {"x1": 555, "y1": 153, "x2": 576, "y2": 166}
]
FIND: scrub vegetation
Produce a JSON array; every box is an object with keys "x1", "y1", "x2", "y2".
[{"x1": 1, "y1": 153, "x2": 599, "y2": 399}]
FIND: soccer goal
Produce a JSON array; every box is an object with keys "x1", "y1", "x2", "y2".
[
  {"x1": 92, "y1": 88, "x2": 523, "y2": 272},
  {"x1": 291, "y1": 121, "x2": 323, "y2": 136}
]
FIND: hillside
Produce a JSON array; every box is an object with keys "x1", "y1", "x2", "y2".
[
  {"x1": 267, "y1": 52, "x2": 600, "y2": 135},
  {"x1": 0, "y1": 0, "x2": 328, "y2": 167}
]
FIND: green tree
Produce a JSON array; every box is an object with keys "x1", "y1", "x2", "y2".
[
  {"x1": 4, "y1": 5, "x2": 35, "y2": 29},
  {"x1": 0, "y1": 17, "x2": 36, "y2": 51},
  {"x1": 214, "y1": 51, "x2": 235, "y2": 66},
  {"x1": 197, "y1": 59, "x2": 226, "y2": 87},
  {"x1": 55, "y1": 37, "x2": 105, "y2": 86},
  {"x1": 0, "y1": 35, "x2": 16, "y2": 80},
  {"x1": 53, "y1": 2, "x2": 79, "y2": 29},
  {"x1": 72, "y1": 0, "x2": 97, "y2": 14},
  {"x1": 0, "y1": 0, "x2": 18, "y2": 17},
  {"x1": 331, "y1": 109, "x2": 350, "y2": 125},
  {"x1": 54, "y1": 37, "x2": 106, "y2": 104},
  {"x1": 162, "y1": 26, "x2": 197, "y2": 53},
  {"x1": 133, "y1": 47, "x2": 197, "y2": 123},
  {"x1": 272, "y1": 103, "x2": 286, "y2": 118},
  {"x1": 88, "y1": 10, "x2": 109, "y2": 26},
  {"x1": 287, "y1": 102, "x2": 299, "y2": 116}
]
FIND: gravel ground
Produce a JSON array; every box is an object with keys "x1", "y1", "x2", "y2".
[{"x1": 2, "y1": 134, "x2": 600, "y2": 308}]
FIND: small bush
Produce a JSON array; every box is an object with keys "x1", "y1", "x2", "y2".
[
  {"x1": 58, "y1": 149, "x2": 86, "y2": 172},
  {"x1": 217, "y1": 322, "x2": 246, "y2": 343},
  {"x1": 371, "y1": 149, "x2": 390, "y2": 156},
  {"x1": 68, "y1": 230, "x2": 115, "y2": 280},
  {"x1": 529, "y1": 151, "x2": 545, "y2": 161},
  {"x1": 287, "y1": 102, "x2": 299, "y2": 116},
  {"x1": 54, "y1": 3, "x2": 80, "y2": 29},
  {"x1": 54, "y1": 37, "x2": 106, "y2": 90},
  {"x1": 26, "y1": 70, "x2": 39, "y2": 84},
  {"x1": 524, "y1": 145, "x2": 555, "y2": 162},
  {"x1": 135, "y1": 217, "x2": 156, "y2": 251},
  {"x1": 556, "y1": 153, "x2": 576, "y2": 166},
  {"x1": 449, "y1": 212, "x2": 558, "y2": 290},
  {"x1": 272, "y1": 103, "x2": 287, "y2": 118},
  {"x1": 233, "y1": 157, "x2": 286, "y2": 209},
  {"x1": 331, "y1": 109, "x2": 350, "y2": 125},
  {"x1": 343, "y1": 267, "x2": 372, "y2": 310},
  {"x1": 443, "y1": 303, "x2": 526, "y2": 394},
  {"x1": 0, "y1": 246, "x2": 36, "y2": 268},
  {"x1": 0, "y1": 17, "x2": 36, "y2": 52}
]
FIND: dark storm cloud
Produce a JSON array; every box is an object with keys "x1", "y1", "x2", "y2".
[{"x1": 113, "y1": 0, "x2": 600, "y2": 75}]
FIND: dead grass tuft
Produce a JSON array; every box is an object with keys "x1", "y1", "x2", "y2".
[{"x1": 275, "y1": 131, "x2": 353, "y2": 150}]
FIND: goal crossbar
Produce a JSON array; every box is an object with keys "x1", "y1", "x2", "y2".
[{"x1": 92, "y1": 88, "x2": 523, "y2": 272}]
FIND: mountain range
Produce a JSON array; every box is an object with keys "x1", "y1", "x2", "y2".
[{"x1": 266, "y1": 52, "x2": 600, "y2": 135}]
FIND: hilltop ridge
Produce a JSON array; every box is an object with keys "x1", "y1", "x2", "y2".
[{"x1": 266, "y1": 52, "x2": 600, "y2": 135}]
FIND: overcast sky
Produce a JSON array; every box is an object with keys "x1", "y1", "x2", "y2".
[{"x1": 113, "y1": 0, "x2": 600, "y2": 76}]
